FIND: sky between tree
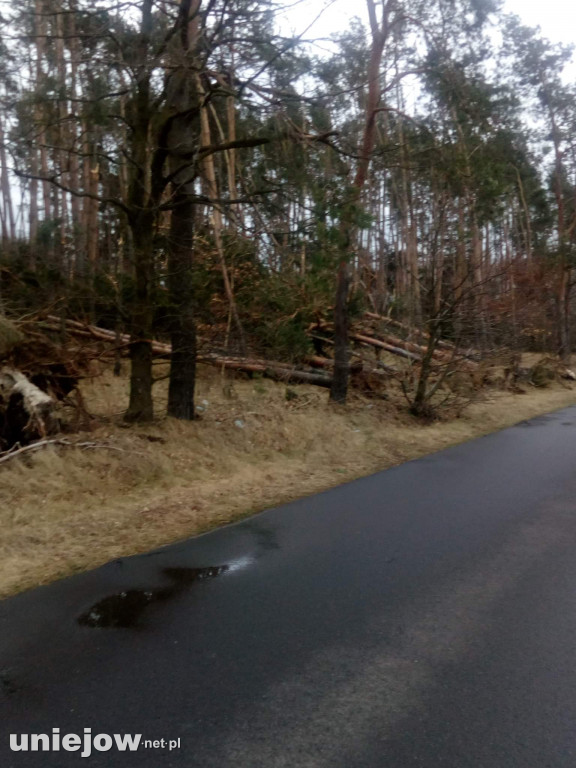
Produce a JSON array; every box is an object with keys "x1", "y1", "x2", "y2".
[
  {"x1": 278, "y1": 0, "x2": 576, "y2": 48},
  {"x1": 505, "y1": 0, "x2": 575, "y2": 46}
]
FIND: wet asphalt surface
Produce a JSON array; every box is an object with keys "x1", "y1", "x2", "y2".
[{"x1": 3, "y1": 408, "x2": 576, "y2": 767}]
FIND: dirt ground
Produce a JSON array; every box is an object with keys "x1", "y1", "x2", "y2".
[{"x1": 2, "y1": 358, "x2": 576, "y2": 599}]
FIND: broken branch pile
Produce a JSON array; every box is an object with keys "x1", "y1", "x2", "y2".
[
  {"x1": 23, "y1": 312, "x2": 474, "y2": 394},
  {"x1": 309, "y1": 314, "x2": 476, "y2": 371},
  {"x1": 0, "y1": 315, "x2": 92, "y2": 449}
]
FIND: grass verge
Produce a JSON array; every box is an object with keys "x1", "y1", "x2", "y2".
[{"x1": 2, "y1": 363, "x2": 576, "y2": 598}]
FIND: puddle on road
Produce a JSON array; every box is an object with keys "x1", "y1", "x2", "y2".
[{"x1": 77, "y1": 566, "x2": 228, "y2": 629}]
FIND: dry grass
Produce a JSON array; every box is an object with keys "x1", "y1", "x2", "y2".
[{"x1": 2, "y1": 359, "x2": 576, "y2": 599}]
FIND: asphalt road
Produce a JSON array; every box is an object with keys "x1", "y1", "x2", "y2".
[{"x1": 3, "y1": 407, "x2": 576, "y2": 767}]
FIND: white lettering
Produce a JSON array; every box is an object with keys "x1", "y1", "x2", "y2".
[
  {"x1": 113, "y1": 733, "x2": 142, "y2": 752},
  {"x1": 9, "y1": 734, "x2": 28, "y2": 752},
  {"x1": 30, "y1": 734, "x2": 50, "y2": 751},
  {"x1": 62, "y1": 734, "x2": 81, "y2": 752},
  {"x1": 81, "y1": 729, "x2": 92, "y2": 758},
  {"x1": 93, "y1": 734, "x2": 113, "y2": 752}
]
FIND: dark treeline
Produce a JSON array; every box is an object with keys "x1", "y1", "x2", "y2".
[{"x1": 0, "y1": 0, "x2": 575, "y2": 420}]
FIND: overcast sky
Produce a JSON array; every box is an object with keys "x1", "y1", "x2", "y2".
[
  {"x1": 278, "y1": 0, "x2": 576, "y2": 50},
  {"x1": 504, "y1": 0, "x2": 575, "y2": 47}
]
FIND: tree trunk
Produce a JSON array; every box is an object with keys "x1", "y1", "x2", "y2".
[
  {"x1": 558, "y1": 266, "x2": 570, "y2": 360},
  {"x1": 123, "y1": 0, "x2": 155, "y2": 422},
  {"x1": 0, "y1": 116, "x2": 15, "y2": 245},
  {"x1": 330, "y1": 260, "x2": 351, "y2": 402},
  {"x1": 165, "y1": 0, "x2": 202, "y2": 420},
  {"x1": 329, "y1": 0, "x2": 388, "y2": 404},
  {"x1": 167, "y1": 192, "x2": 197, "y2": 420},
  {"x1": 125, "y1": 215, "x2": 154, "y2": 422},
  {"x1": 550, "y1": 109, "x2": 571, "y2": 360},
  {"x1": 67, "y1": 0, "x2": 83, "y2": 275},
  {"x1": 198, "y1": 79, "x2": 246, "y2": 353},
  {"x1": 35, "y1": 0, "x2": 52, "y2": 246}
]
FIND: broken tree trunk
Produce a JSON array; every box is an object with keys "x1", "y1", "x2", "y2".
[
  {"x1": 197, "y1": 355, "x2": 333, "y2": 388},
  {"x1": 309, "y1": 319, "x2": 461, "y2": 366},
  {"x1": 357, "y1": 328, "x2": 448, "y2": 361},
  {"x1": 304, "y1": 355, "x2": 363, "y2": 373},
  {"x1": 364, "y1": 312, "x2": 457, "y2": 352},
  {"x1": 348, "y1": 333, "x2": 422, "y2": 362},
  {"x1": 38, "y1": 316, "x2": 172, "y2": 356},
  {"x1": 30, "y1": 316, "x2": 403, "y2": 391},
  {"x1": 0, "y1": 367, "x2": 58, "y2": 449}
]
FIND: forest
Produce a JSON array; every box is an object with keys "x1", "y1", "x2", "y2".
[
  {"x1": 3, "y1": 3, "x2": 576, "y2": 751},
  {"x1": 0, "y1": 0, "x2": 576, "y2": 441}
]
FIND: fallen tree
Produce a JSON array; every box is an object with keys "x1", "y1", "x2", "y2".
[
  {"x1": 363, "y1": 312, "x2": 457, "y2": 352},
  {"x1": 21, "y1": 314, "x2": 479, "y2": 397},
  {"x1": 0, "y1": 314, "x2": 94, "y2": 448},
  {"x1": 0, "y1": 366, "x2": 57, "y2": 449},
  {"x1": 0, "y1": 316, "x2": 60, "y2": 447},
  {"x1": 349, "y1": 332, "x2": 422, "y2": 362},
  {"x1": 36, "y1": 313, "x2": 460, "y2": 369},
  {"x1": 17, "y1": 313, "x2": 576, "y2": 421},
  {"x1": 310, "y1": 319, "x2": 445, "y2": 365},
  {"x1": 363, "y1": 312, "x2": 482, "y2": 361},
  {"x1": 28, "y1": 317, "x2": 337, "y2": 387},
  {"x1": 36, "y1": 315, "x2": 172, "y2": 356},
  {"x1": 197, "y1": 355, "x2": 333, "y2": 387}
]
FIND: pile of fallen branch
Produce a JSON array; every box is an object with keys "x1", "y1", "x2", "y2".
[
  {"x1": 2, "y1": 309, "x2": 575, "y2": 466},
  {"x1": 35, "y1": 311, "x2": 468, "y2": 365},
  {"x1": 0, "y1": 314, "x2": 93, "y2": 450},
  {"x1": 18, "y1": 310, "x2": 576, "y2": 404},
  {"x1": 25, "y1": 312, "x2": 477, "y2": 392},
  {"x1": 26, "y1": 315, "x2": 334, "y2": 387},
  {"x1": 34, "y1": 315, "x2": 172, "y2": 356},
  {"x1": 309, "y1": 313, "x2": 479, "y2": 368}
]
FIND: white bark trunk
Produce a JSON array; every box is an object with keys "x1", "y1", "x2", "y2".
[{"x1": 0, "y1": 367, "x2": 55, "y2": 440}]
